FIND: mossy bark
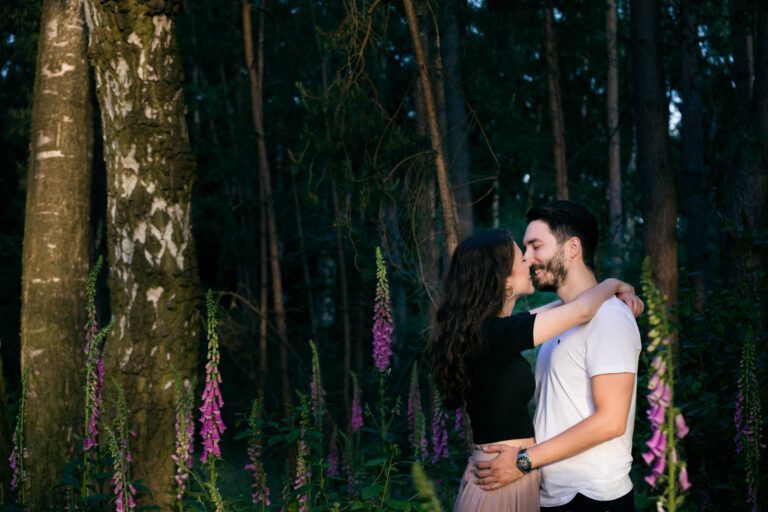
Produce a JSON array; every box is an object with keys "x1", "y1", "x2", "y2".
[
  {"x1": 19, "y1": 0, "x2": 93, "y2": 506},
  {"x1": 84, "y1": 0, "x2": 201, "y2": 505}
]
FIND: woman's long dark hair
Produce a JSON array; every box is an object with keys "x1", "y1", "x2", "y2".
[{"x1": 427, "y1": 230, "x2": 516, "y2": 409}]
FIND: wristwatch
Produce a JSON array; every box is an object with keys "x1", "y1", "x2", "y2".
[{"x1": 516, "y1": 448, "x2": 533, "y2": 474}]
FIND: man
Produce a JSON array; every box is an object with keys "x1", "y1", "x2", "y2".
[{"x1": 474, "y1": 200, "x2": 641, "y2": 511}]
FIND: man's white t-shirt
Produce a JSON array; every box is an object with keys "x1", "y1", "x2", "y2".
[{"x1": 533, "y1": 297, "x2": 641, "y2": 507}]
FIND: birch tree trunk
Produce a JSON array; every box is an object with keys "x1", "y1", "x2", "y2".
[
  {"x1": 404, "y1": 0, "x2": 460, "y2": 256},
  {"x1": 84, "y1": 1, "x2": 201, "y2": 505},
  {"x1": 605, "y1": 0, "x2": 623, "y2": 274},
  {"x1": 20, "y1": 0, "x2": 92, "y2": 505},
  {"x1": 679, "y1": 0, "x2": 708, "y2": 310},
  {"x1": 243, "y1": 0, "x2": 293, "y2": 419},
  {"x1": 544, "y1": 0, "x2": 569, "y2": 200},
  {"x1": 631, "y1": 0, "x2": 678, "y2": 310}
]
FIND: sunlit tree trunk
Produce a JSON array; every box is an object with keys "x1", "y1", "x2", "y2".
[
  {"x1": 544, "y1": 0, "x2": 569, "y2": 200},
  {"x1": 20, "y1": 0, "x2": 92, "y2": 505},
  {"x1": 243, "y1": 0, "x2": 293, "y2": 418},
  {"x1": 85, "y1": 1, "x2": 201, "y2": 505},
  {"x1": 442, "y1": 0, "x2": 474, "y2": 238},
  {"x1": 679, "y1": 0, "x2": 708, "y2": 311},
  {"x1": 605, "y1": 0, "x2": 623, "y2": 274},
  {"x1": 631, "y1": 0, "x2": 678, "y2": 313},
  {"x1": 404, "y1": 0, "x2": 460, "y2": 256}
]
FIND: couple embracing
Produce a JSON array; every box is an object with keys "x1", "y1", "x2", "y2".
[{"x1": 429, "y1": 201, "x2": 643, "y2": 512}]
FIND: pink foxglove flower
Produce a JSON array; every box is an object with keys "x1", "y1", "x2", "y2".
[
  {"x1": 327, "y1": 432, "x2": 340, "y2": 478},
  {"x1": 674, "y1": 413, "x2": 689, "y2": 439},
  {"x1": 431, "y1": 391, "x2": 448, "y2": 464},
  {"x1": 679, "y1": 464, "x2": 692, "y2": 492},
  {"x1": 199, "y1": 291, "x2": 226, "y2": 463},
  {"x1": 244, "y1": 399, "x2": 270, "y2": 507},
  {"x1": 372, "y1": 248, "x2": 394, "y2": 373}
]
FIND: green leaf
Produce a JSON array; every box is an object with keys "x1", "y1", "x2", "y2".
[
  {"x1": 362, "y1": 484, "x2": 385, "y2": 499},
  {"x1": 385, "y1": 498, "x2": 413, "y2": 510},
  {"x1": 365, "y1": 457, "x2": 387, "y2": 467}
]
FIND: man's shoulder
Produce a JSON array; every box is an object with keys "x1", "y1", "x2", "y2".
[{"x1": 589, "y1": 297, "x2": 641, "y2": 336}]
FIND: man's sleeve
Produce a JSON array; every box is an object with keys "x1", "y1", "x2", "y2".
[{"x1": 585, "y1": 303, "x2": 641, "y2": 377}]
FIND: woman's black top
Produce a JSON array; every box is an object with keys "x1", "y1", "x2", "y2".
[{"x1": 466, "y1": 312, "x2": 537, "y2": 444}]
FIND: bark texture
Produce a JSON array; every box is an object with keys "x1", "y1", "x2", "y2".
[
  {"x1": 404, "y1": 0, "x2": 460, "y2": 256},
  {"x1": 20, "y1": 0, "x2": 92, "y2": 505},
  {"x1": 631, "y1": 0, "x2": 678, "y2": 307},
  {"x1": 679, "y1": 0, "x2": 708, "y2": 310},
  {"x1": 544, "y1": 0, "x2": 569, "y2": 200},
  {"x1": 441, "y1": 0, "x2": 474, "y2": 237},
  {"x1": 729, "y1": 4, "x2": 768, "y2": 308},
  {"x1": 605, "y1": 0, "x2": 623, "y2": 274},
  {"x1": 85, "y1": 1, "x2": 201, "y2": 505}
]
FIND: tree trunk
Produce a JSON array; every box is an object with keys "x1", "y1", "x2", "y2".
[
  {"x1": 605, "y1": 0, "x2": 623, "y2": 274},
  {"x1": 679, "y1": 0, "x2": 708, "y2": 311},
  {"x1": 20, "y1": 0, "x2": 92, "y2": 505},
  {"x1": 729, "y1": 5, "x2": 768, "y2": 313},
  {"x1": 631, "y1": 0, "x2": 678, "y2": 310},
  {"x1": 243, "y1": 0, "x2": 293, "y2": 419},
  {"x1": 731, "y1": 0, "x2": 754, "y2": 125},
  {"x1": 544, "y1": 0, "x2": 569, "y2": 200},
  {"x1": 442, "y1": 0, "x2": 474, "y2": 238},
  {"x1": 331, "y1": 180, "x2": 352, "y2": 426},
  {"x1": 404, "y1": 0, "x2": 461, "y2": 256},
  {"x1": 85, "y1": 1, "x2": 201, "y2": 505}
]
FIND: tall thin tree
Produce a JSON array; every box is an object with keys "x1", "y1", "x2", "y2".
[
  {"x1": 544, "y1": 0, "x2": 569, "y2": 200},
  {"x1": 20, "y1": 0, "x2": 92, "y2": 505},
  {"x1": 85, "y1": 1, "x2": 202, "y2": 505},
  {"x1": 679, "y1": 0, "x2": 709, "y2": 310},
  {"x1": 243, "y1": 0, "x2": 293, "y2": 419},
  {"x1": 631, "y1": 0, "x2": 678, "y2": 314},
  {"x1": 605, "y1": 0, "x2": 623, "y2": 273},
  {"x1": 404, "y1": 0, "x2": 461, "y2": 256}
]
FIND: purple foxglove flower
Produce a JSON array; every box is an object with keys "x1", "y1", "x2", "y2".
[
  {"x1": 453, "y1": 408, "x2": 464, "y2": 438},
  {"x1": 646, "y1": 427, "x2": 666, "y2": 457},
  {"x1": 644, "y1": 473, "x2": 657, "y2": 488},
  {"x1": 647, "y1": 373, "x2": 660, "y2": 391},
  {"x1": 648, "y1": 403, "x2": 666, "y2": 426},
  {"x1": 659, "y1": 383, "x2": 671, "y2": 406},
  {"x1": 372, "y1": 248, "x2": 394, "y2": 373},
  {"x1": 641, "y1": 450, "x2": 656, "y2": 465},
  {"x1": 327, "y1": 438, "x2": 340, "y2": 478},
  {"x1": 351, "y1": 378, "x2": 363, "y2": 432},
  {"x1": 199, "y1": 291, "x2": 226, "y2": 463},
  {"x1": 656, "y1": 500, "x2": 666, "y2": 512},
  {"x1": 674, "y1": 413, "x2": 689, "y2": 439},
  {"x1": 294, "y1": 438, "x2": 311, "y2": 512},
  {"x1": 651, "y1": 355, "x2": 666, "y2": 375},
  {"x1": 651, "y1": 451, "x2": 666, "y2": 476},
  {"x1": 431, "y1": 394, "x2": 448, "y2": 463},
  {"x1": 679, "y1": 464, "x2": 692, "y2": 491}
]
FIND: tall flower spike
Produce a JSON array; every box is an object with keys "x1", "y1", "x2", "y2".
[
  {"x1": 734, "y1": 327, "x2": 762, "y2": 510},
  {"x1": 372, "y1": 247, "x2": 394, "y2": 373},
  {"x1": 245, "y1": 399, "x2": 270, "y2": 507},
  {"x1": 83, "y1": 257, "x2": 107, "y2": 452},
  {"x1": 431, "y1": 389, "x2": 448, "y2": 464},
  {"x1": 350, "y1": 373, "x2": 363, "y2": 432},
  {"x1": 199, "y1": 290, "x2": 226, "y2": 463},
  {"x1": 107, "y1": 382, "x2": 136, "y2": 512},
  {"x1": 172, "y1": 372, "x2": 195, "y2": 501},
  {"x1": 9, "y1": 370, "x2": 29, "y2": 505},
  {"x1": 309, "y1": 340, "x2": 325, "y2": 428},
  {"x1": 408, "y1": 362, "x2": 428, "y2": 460},
  {"x1": 327, "y1": 428, "x2": 340, "y2": 478},
  {"x1": 294, "y1": 395, "x2": 312, "y2": 512}
]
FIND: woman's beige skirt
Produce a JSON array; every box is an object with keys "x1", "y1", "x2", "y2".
[{"x1": 453, "y1": 447, "x2": 540, "y2": 512}]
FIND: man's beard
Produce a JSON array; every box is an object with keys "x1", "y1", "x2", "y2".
[{"x1": 531, "y1": 247, "x2": 568, "y2": 292}]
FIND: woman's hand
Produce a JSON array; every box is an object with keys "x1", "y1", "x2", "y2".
[
  {"x1": 473, "y1": 445, "x2": 524, "y2": 490},
  {"x1": 612, "y1": 279, "x2": 634, "y2": 296},
  {"x1": 617, "y1": 291, "x2": 644, "y2": 317}
]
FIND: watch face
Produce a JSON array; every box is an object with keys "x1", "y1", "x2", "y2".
[{"x1": 517, "y1": 452, "x2": 532, "y2": 473}]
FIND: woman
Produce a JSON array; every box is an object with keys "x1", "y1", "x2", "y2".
[{"x1": 428, "y1": 230, "x2": 641, "y2": 511}]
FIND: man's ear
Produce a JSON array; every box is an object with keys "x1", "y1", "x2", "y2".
[{"x1": 566, "y1": 237, "x2": 582, "y2": 260}]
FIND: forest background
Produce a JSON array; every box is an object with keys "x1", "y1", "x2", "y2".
[{"x1": 0, "y1": 0, "x2": 765, "y2": 510}]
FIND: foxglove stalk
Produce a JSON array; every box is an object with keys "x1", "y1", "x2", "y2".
[
  {"x1": 408, "y1": 363, "x2": 428, "y2": 460},
  {"x1": 309, "y1": 340, "x2": 325, "y2": 428},
  {"x1": 9, "y1": 370, "x2": 29, "y2": 506},
  {"x1": 640, "y1": 258, "x2": 691, "y2": 511},
  {"x1": 431, "y1": 390, "x2": 448, "y2": 464},
  {"x1": 199, "y1": 290, "x2": 225, "y2": 463},
  {"x1": 372, "y1": 248, "x2": 393, "y2": 373},
  {"x1": 327, "y1": 429, "x2": 340, "y2": 478},
  {"x1": 733, "y1": 327, "x2": 762, "y2": 511},
  {"x1": 172, "y1": 375, "x2": 195, "y2": 502},
  {"x1": 245, "y1": 399, "x2": 270, "y2": 507},
  {"x1": 294, "y1": 396, "x2": 312, "y2": 512},
  {"x1": 83, "y1": 257, "x2": 107, "y2": 454},
  {"x1": 350, "y1": 373, "x2": 363, "y2": 432}
]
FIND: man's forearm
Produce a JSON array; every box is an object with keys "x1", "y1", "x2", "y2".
[{"x1": 526, "y1": 411, "x2": 626, "y2": 469}]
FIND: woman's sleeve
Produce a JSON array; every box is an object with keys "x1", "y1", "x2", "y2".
[{"x1": 482, "y1": 312, "x2": 537, "y2": 357}]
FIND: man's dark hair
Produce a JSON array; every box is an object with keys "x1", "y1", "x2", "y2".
[{"x1": 526, "y1": 200, "x2": 599, "y2": 271}]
